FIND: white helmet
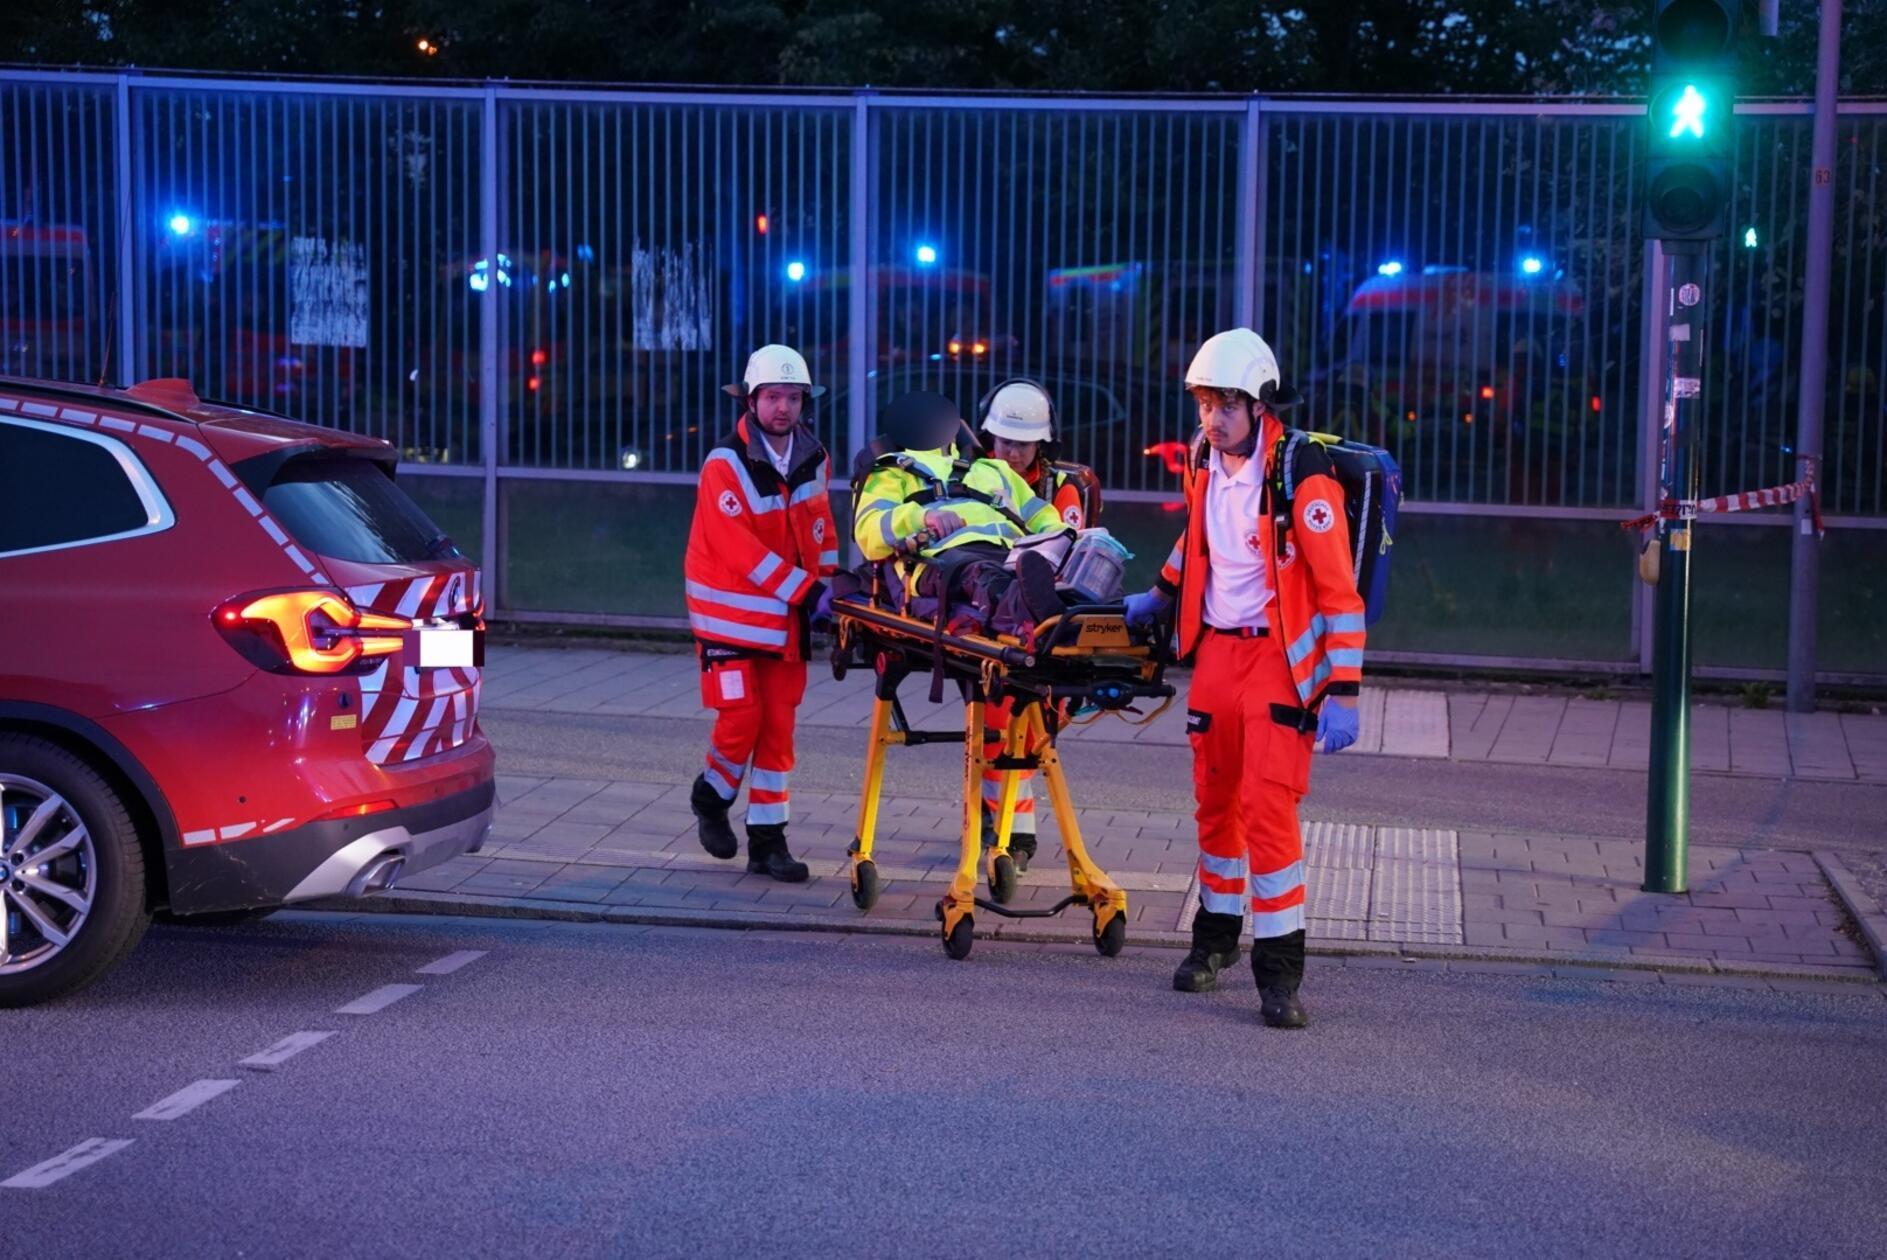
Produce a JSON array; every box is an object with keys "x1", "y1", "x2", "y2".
[
  {"x1": 1184, "y1": 328, "x2": 1299, "y2": 407},
  {"x1": 978, "y1": 379, "x2": 1055, "y2": 444},
  {"x1": 723, "y1": 343, "x2": 825, "y2": 399}
]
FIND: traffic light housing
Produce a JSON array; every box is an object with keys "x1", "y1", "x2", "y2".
[{"x1": 1645, "y1": 0, "x2": 1738, "y2": 241}]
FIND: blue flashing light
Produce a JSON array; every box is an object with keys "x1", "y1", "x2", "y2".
[
  {"x1": 560, "y1": 272, "x2": 571, "y2": 288},
  {"x1": 1743, "y1": 227, "x2": 1759, "y2": 249},
  {"x1": 915, "y1": 243, "x2": 939, "y2": 266},
  {"x1": 1519, "y1": 255, "x2": 1545, "y2": 276},
  {"x1": 785, "y1": 260, "x2": 808, "y2": 283},
  {"x1": 166, "y1": 213, "x2": 194, "y2": 237},
  {"x1": 469, "y1": 258, "x2": 512, "y2": 291},
  {"x1": 1376, "y1": 260, "x2": 1404, "y2": 277}
]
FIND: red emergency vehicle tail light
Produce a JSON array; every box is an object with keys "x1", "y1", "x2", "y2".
[
  {"x1": 214, "y1": 590, "x2": 411, "y2": 676},
  {"x1": 312, "y1": 798, "x2": 398, "y2": 823},
  {"x1": 1479, "y1": 385, "x2": 1496, "y2": 400},
  {"x1": 1591, "y1": 395, "x2": 1603, "y2": 413}
]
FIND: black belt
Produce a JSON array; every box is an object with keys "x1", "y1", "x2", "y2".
[{"x1": 1206, "y1": 624, "x2": 1270, "y2": 639}]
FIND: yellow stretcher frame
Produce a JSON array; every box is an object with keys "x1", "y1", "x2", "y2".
[{"x1": 830, "y1": 596, "x2": 1174, "y2": 961}]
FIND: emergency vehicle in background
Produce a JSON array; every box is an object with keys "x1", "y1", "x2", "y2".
[{"x1": 1, "y1": 222, "x2": 93, "y2": 383}]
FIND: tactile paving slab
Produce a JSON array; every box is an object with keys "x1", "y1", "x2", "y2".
[
  {"x1": 1305, "y1": 821, "x2": 1374, "y2": 870},
  {"x1": 1308, "y1": 864, "x2": 1371, "y2": 922},
  {"x1": 1375, "y1": 826, "x2": 1459, "y2": 866},
  {"x1": 1368, "y1": 853, "x2": 1464, "y2": 944}
]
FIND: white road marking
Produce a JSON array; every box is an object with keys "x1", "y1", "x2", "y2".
[
  {"x1": 134, "y1": 1079, "x2": 241, "y2": 1122},
  {"x1": 335, "y1": 983, "x2": 422, "y2": 1015},
  {"x1": 416, "y1": 949, "x2": 487, "y2": 976},
  {"x1": 239, "y1": 1031, "x2": 337, "y2": 1071},
  {"x1": 2, "y1": 1139, "x2": 135, "y2": 1189}
]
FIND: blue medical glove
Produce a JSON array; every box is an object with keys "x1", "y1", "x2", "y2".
[
  {"x1": 810, "y1": 582, "x2": 835, "y2": 630},
  {"x1": 1122, "y1": 588, "x2": 1172, "y2": 629},
  {"x1": 1316, "y1": 700, "x2": 1359, "y2": 754}
]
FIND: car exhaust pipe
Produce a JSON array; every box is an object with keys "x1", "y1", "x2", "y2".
[{"x1": 345, "y1": 853, "x2": 406, "y2": 897}]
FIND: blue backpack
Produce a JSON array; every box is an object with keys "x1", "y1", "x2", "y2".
[{"x1": 1270, "y1": 430, "x2": 1402, "y2": 627}]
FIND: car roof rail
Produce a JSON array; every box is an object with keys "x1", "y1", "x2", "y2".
[{"x1": 0, "y1": 376, "x2": 192, "y2": 426}]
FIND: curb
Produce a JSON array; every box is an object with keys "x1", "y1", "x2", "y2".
[
  {"x1": 309, "y1": 890, "x2": 1885, "y2": 991},
  {"x1": 1813, "y1": 850, "x2": 1887, "y2": 982}
]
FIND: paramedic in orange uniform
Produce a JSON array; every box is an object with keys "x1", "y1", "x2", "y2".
[
  {"x1": 684, "y1": 345, "x2": 839, "y2": 883},
  {"x1": 1123, "y1": 329, "x2": 1365, "y2": 1029}
]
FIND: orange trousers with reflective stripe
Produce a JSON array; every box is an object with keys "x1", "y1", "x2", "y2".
[
  {"x1": 1186, "y1": 629, "x2": 1311, "y2": 938},
  {"x1": 702, "y1": 655, "x2": 807, "y2": 827},
  {"x1": 980, "y1": 697, "x2": 1039, "y2": 836}
]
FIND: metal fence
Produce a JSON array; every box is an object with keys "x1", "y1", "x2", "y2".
[{"x1": 1, "y1": 70, "x2": 1881, "y2": 677}]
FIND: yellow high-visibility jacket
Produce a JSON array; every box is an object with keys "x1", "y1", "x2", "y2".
[{"x1": 854, "y1": 446, "x2": 1065, "y2": 567}]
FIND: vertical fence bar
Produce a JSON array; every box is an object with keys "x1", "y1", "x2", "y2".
[
  {"x1": 479, "y1": 85, "x2": 500, "y2": 603},
  {"x1": 1234, "y1": 97, "x2": 1260, "y2": 330},
  {"x1": 113, "y1": 74, "x2": 136, "y2": 386},
  {"x1": 847, "y1": 93, "x2": 870, "y2": 465}
]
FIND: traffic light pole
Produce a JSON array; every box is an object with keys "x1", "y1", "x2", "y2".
[
  {"x1": 1785, "y1": 0, "x2": 1842, "y2": 712},
  {"x1": 1645, "y1": 243, "x2": 1707, "y2": 894}
]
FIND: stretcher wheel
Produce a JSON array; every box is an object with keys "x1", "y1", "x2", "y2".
[
  {"x1": 850, "y1": 859, "x2": 880, "y2": 911},
  {"x1": 943, "y1": 914, "x2": 975, "y2": 961},
  {"x1": 1093, "y1": 911, "x2": 1126, "y2": 958},
  {"x1": 987, "y1": 853, "x2": 1018, "y2": 905}
]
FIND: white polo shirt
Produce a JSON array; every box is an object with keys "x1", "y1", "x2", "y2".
[
  {"x1": 1202, "y1": 446, "x2": 1273, "y2": 632},
  {"x1": 761, "y1": 432, "x2": 795, "y2": 479}
]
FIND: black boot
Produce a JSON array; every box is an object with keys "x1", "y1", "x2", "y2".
[
  {"x1": 1252, "y1": 929, "x2": 1309, "y2": 1029},
  {"x1": 746, "y1": 823, "x2": 809, "y2": 883},
  {"x1": 1173, "y1": 909, "x2": 1242, "y2": 992},
  {"x1": 1009, "y1": 831, "x2": 1037, "y2": 872},
  {"x1": 691, "y1": 774, "x2": 738, "y2": 860},
  {"x1": 1013, "y1": 549, "x2": 1066, "y2": 623},
  {"x1": 979, "y1": 806, "x2": 1038, "y2": 873},
  {"x1": 983, "y1": 551, "x2": 1066, "y2": 638}
]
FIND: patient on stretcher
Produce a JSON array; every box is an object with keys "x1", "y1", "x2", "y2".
[{"x1": 852, "y1": 391, "x2": 1070, "y2": 640}]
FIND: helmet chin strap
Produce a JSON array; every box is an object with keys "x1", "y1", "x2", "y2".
[{"x1": 1222, "y1": 402, "x2": 1262, "y2": 458}]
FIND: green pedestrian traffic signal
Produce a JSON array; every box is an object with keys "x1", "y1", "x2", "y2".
[
  {"x1": 1666, "y1": 84, "x2": 1709, "y2": 138},
  {"x1": 1644, "y1": 1, "x2": 1738, "y2": 242}
]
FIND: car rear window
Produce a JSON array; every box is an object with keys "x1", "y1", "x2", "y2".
[{"x1": 261, "y1": 455, "x2": 461, "y2": 565}]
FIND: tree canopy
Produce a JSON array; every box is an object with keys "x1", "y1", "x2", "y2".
[{"x1": 2, "y1": 0, "x2": 1880, "y2": 97}]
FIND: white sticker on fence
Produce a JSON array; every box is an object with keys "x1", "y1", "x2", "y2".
[{"x1": 289, "y1": 236, "x2": 369, "y2": 348}]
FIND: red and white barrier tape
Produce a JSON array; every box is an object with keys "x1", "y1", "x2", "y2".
[{"x1": 1621, "y1": 469, "x2": 1823, "y2": 536}]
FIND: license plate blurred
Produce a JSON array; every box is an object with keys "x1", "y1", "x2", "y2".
[{"x1": 414, "y1": 628, "x2": 482, "y2": 668}]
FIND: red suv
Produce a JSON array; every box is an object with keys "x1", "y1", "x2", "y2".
[{"x1": 0, "y1": 376, "x2": 494, "y2": 1006}]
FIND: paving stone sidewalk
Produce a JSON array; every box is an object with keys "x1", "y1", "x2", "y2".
[
  {"x1": 379, "y1": 772, "x2": 1878, "y2": 983},
  {"x1": 483, "y1": 645, "x2": 1887, "y2": 781}
]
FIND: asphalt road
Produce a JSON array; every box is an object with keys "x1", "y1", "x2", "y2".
[
  {"x1": 6, "y1": 913, "x2": 1885, "y2": 1257},
  {"x1": 484, "y1": 710, "x2": 1887, "y2": 856}
]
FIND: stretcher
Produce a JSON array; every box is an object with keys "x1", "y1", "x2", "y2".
[{"x1": 829, "y1": 591, "x2": 1174, "y2": 960}]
